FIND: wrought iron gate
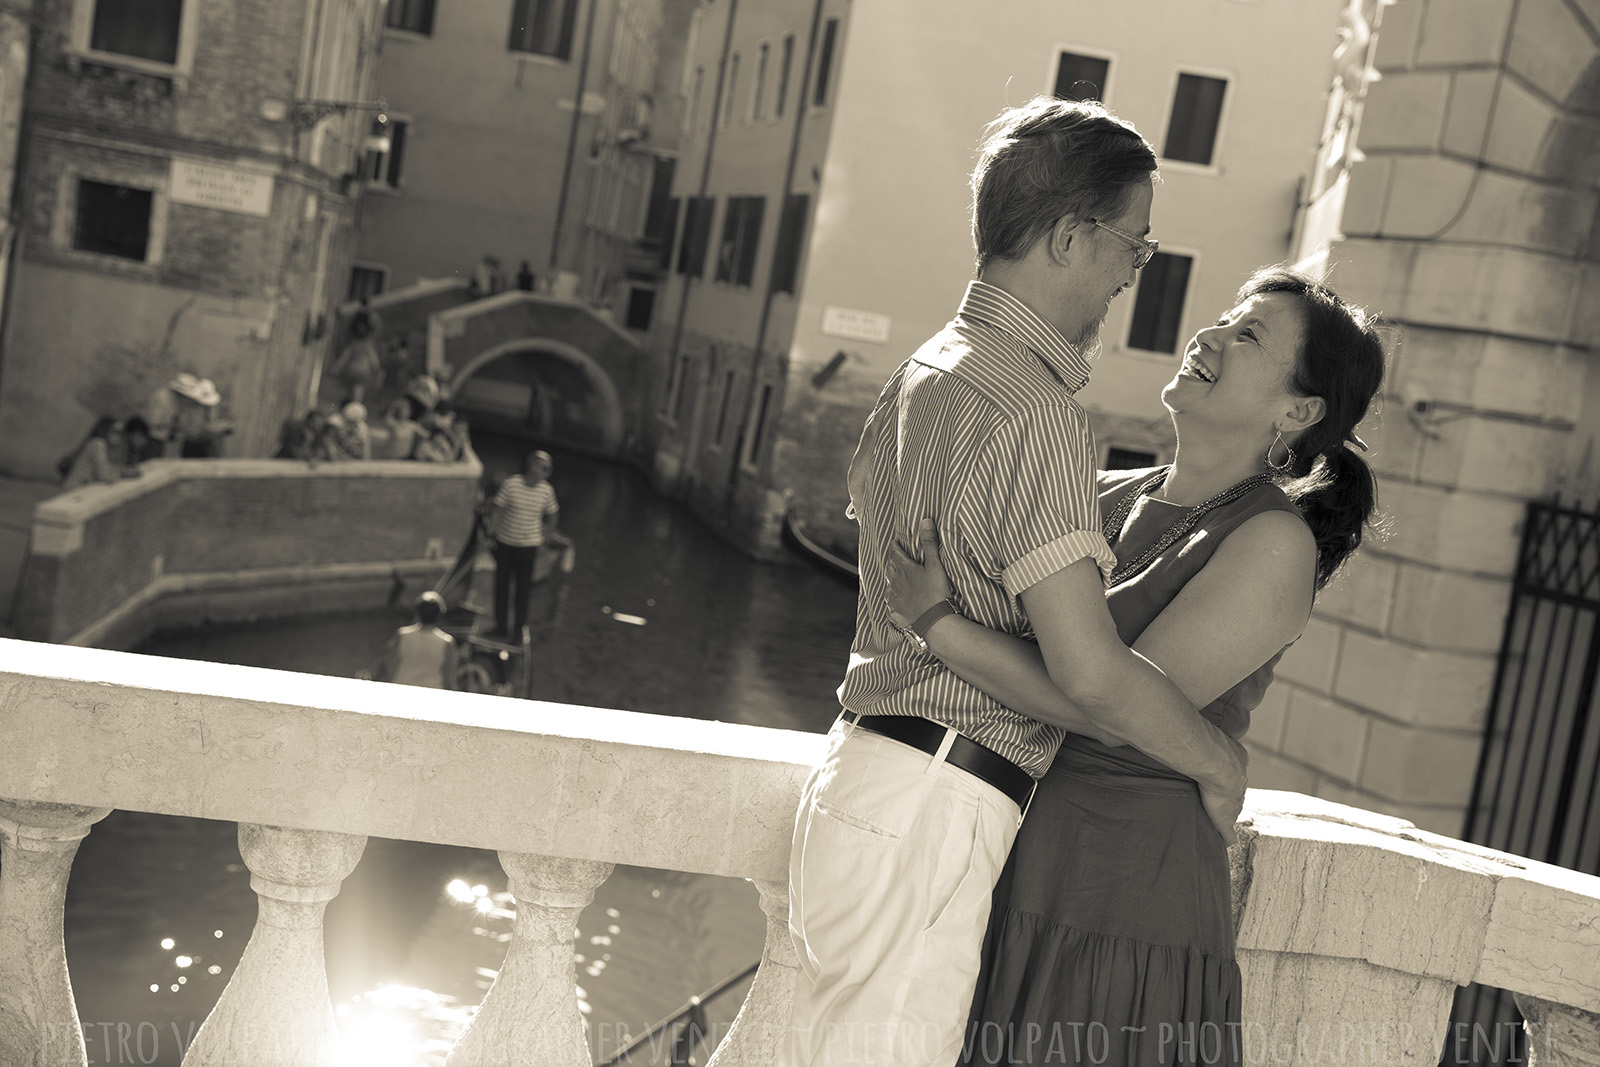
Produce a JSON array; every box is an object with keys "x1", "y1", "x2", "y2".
[{"x1": 1444, "y1": 496, "x2": 1600, "y2": 1066}]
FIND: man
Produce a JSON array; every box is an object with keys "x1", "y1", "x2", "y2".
[
  {"x1": 782, "y1": 97, "x2": 1248, "y2": 1066},
  {"x1": 378, "y1": 591, "x2": 459, "y2": 689},
  {"x1": 485, "y1": 450, "x2": 564, "y2": 639}
]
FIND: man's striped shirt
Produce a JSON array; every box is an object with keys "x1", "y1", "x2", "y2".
[
  {"x1": 837, "y1": 280, "x2": 1117, "y2": 778},
  {"x1": 491, "y1": 476, "x2": 558, "y2": 547}
]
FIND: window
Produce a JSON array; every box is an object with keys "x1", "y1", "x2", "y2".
[
  {"x1": 1163, "y1": 73, "x2": 1228, "y2": 166},
  {"x1": 363, "y1": 118, "x2": 408, "y2": 188},
  {"x1": 508, "y1": 0, "x2": 576, "y2": 60},
  {"x1": 348, "y1": 265, "x2": 387, "y2": 302},
  {"x1": 715, "y1": 196, "x2": 765, "y2": 287},
  {"x1": 385, "y1": 0, "x2": 435, "y2": 34},
  {"x1": 744, "y1": 383, "x2": 773, "y2": 465},
  {"x1": 1127, "y1": 251, "x2": 1193, "y2": 354},
  {"x1": 1055, "y1": 50, "x2": 1110, "y2": 103},
  {"x1": 775, "y1": 35, "x2": 794, "y2": 117},
  {"x1": 1105, "y1": 447, "x2": 1157, "y2": 470},
  {"x1": 812, "y1": 18, "x2": 839, "y2": 107},
  {"x1": 625, "y1": 286, "x2": 656, "y2": 330},
  {"x1": 752, "y1": 42, "x2": 769, "y2": 120},
  {"x1": 73, "y1": 179, "x2": 152, "y2": 261},
  {"x1": 769, "y1": 193, "x2": 809, "y2": 295},
  {"x1": 721, "y1": 53, "x2": 740, "y2": 128},
  {"x1": 714, "y1": 370, "x2": 735, "y2": 445},
  {"x1": 642, "y1": 159, "x2": 679, "y2": 270},
  {"x1": 654, "y1": 197, "x2": 681, "y2": 270},
  {"x1": 90, "y1": 0, "x2": 182, "y2": 64},
  {"x1": 676, "y1": 196, "x2": 714, "y2": 277}
]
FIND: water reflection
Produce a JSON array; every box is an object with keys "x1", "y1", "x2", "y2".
[{"x1": 55, "y1": 442, "x2": 855, "y2": 1064}]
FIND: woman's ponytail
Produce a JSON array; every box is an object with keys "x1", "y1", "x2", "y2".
[{"x1": 1237, "y1": 267, "x2": 1389, "y2": 590}]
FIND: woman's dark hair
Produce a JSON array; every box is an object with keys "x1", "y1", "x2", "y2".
[
  {"x1": 971, "y1": 96, "x2": 1158, "y2": 272},
  {"x1": 89, "y1": 416, "x2": 118, "y2": 439},
  {"x1": 1238, "y1": 266, "x2": 1387, "y2": 590},
  {"x1": 122, "y1": 416, "x2": 150, "y2": 438}
]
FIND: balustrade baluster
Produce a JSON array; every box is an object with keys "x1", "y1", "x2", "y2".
[
  {"x1": 0, "y1": 798, "x2": 112, "y2": 1067},
  {"x1": 182, "y1": 823, "x2": 366, "y2": 1067},
  {"x1": 446, "y1": 853, "x2": 613, "y2": 1067},
  {"x1": 706, "y1": 878, "x2": 796, "y2": 1067},
  {"x1": 1517, "y1": 995, "x2": 1600, "y2": 1066}
]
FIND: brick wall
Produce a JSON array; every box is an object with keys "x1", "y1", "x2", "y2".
[
  {"x1": 14, "y1": 459, "x2": 482, "y2": 645},
  {"x1": 0, "y1": 0, "x2": 385, "y2": 477}
]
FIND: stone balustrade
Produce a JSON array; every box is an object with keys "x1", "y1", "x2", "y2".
[
  {"x1": 1, "y1": 637, "x2": 1597, "y2": 1066},
  {"x1": 11, "y1": 457, "x2": 481, "y2": 648}
]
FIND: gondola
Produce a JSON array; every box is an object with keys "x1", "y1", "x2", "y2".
[
  {"x1": 782, "y1": 504, "x2": 859, "y2": 583},
  {"x1": 428, "y1": 511, "x2": 574, "y2": 696}
]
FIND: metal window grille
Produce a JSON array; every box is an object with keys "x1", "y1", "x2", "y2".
[{"x1": 1444, "y1": 495, "x2": 1600, "y2": 1066}]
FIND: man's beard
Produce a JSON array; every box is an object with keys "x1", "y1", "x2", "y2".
[{"x1": 1072, "y1": 316, "x2": 1105, "y2": 353}]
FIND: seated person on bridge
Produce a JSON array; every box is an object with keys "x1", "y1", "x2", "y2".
[{"x1": 378, "y1": 591, "x2": 459, "y2": 690}]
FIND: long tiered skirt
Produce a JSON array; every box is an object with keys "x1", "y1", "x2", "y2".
[{"x1": 962, "y1": 744, "x2": 1243, "y2": 1067}]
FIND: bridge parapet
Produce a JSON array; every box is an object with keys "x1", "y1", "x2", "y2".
[{"x1": 0, "y1": 642, "x2": 1596, "y2": 1065}]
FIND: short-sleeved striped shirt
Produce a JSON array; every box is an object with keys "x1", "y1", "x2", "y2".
[
  {"x1": 837, "y1": 280, "x2": 1118, "y2": 778},
  {"x1": 491, "y1": 476, "x2": 558, "y2": 547}
]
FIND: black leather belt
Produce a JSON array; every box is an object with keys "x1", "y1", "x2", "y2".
[{"x1": 846, "y1": 713, "x2": 1035, "y2": 809}]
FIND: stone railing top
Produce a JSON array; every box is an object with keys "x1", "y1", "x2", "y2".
[
  {"x1": 1238, "y1": 791, "x2": 1600, "y2": 1014},
  {"x1": 2, "y1": 642, "x2": 1598, "y2": 1012},
  {"x1": 34, "y1": 458, "x2": 483, "y2": 531},
  {"x1": 0, "y1": 639, "x2": 823, "y2": 881}
]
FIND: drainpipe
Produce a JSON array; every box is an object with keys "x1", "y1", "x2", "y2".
[
  {"x1": 726, "y1": 0, "x2": 825, "y2": 495},
  {"x1": 549, "y1": 0, "x2": 604, "y2": 277}
]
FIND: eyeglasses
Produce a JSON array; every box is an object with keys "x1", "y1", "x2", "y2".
[{"x1": 1089, "y1": 219, "x2": 1159, "y2": 270}]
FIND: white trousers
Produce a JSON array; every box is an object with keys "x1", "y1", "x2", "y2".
[{"x1": 782, "y1": 716, "x2": 1022, "y2": 1067}]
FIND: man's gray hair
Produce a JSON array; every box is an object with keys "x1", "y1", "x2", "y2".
[{"x1": 971, "y1": 96, "x2": 1158, "y2": 272}]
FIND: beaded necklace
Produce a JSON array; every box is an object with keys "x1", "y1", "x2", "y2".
[{"x1": 1100, "y1": 467, "x2": 1274, "y2": 587}]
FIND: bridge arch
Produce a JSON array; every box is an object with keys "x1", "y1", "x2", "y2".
[{"x1": 450, "y1": 338, "x2": 625, "y2": 455}]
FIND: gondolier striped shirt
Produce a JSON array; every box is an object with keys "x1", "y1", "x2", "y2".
[
  {"x1": 838, "y1": 280, "x2": 1117, "y2": 778},
  {"x1": 491, "y1": 476, "x2": 558, "y2": 547}
]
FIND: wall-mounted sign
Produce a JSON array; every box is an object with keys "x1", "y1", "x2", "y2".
[
  {"x1": 169, "y1": 160, "x2": 275, "y2": 217},
  {"x1": 821, "y1": 305, "x2": 891, "y2": 345}
]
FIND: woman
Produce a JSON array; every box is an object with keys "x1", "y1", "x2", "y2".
[
  {"x1": 885, "y1": 267, "x2": 1386, "y2": 1066},
  {"x1": 59, "y1": 417, "x2": 122, "y2": 489}
]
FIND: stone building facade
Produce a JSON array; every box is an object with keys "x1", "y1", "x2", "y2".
[
  {"x1": 0, "y1": 0, "x2": 385, "y2": 477},
  {"x1": 643, "y1": 0, "x2": 849, "y2": 545},
  {"x1": 351, "y1": 0, "x2": 698, "y2": 307},
  {"x1": 1246, "y1": 0, "x2": 1600, "y2": 834}
]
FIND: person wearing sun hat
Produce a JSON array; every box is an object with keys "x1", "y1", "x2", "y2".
[{"x1": 166, "y1": 373, "x2": 234, "y2": 458}]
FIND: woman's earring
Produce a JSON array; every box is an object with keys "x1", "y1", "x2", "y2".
[{"x1": 1266, "y1": 429, "x2": 1295, "y2": 473}]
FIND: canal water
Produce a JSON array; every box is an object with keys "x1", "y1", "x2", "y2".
[{"x1": 59, "y1": 436, "x2": 859, "y2": 1066}]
